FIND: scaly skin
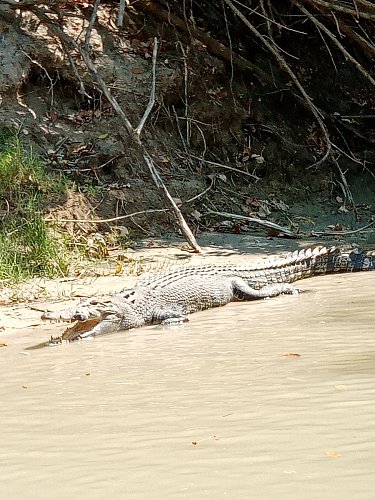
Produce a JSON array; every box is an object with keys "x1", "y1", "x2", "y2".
[{"x1": 42, "y1": 245, "x2": 375, "y2": 344}]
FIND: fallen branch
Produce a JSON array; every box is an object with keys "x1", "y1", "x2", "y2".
[
  {"x1": 83, "y1": 0, "x2": 100, "y2": 52},
  {"x1": 142, "y1": 151, "x2": 202, "y2": 251},
  {"x1": 133, "y1": 36, "x2": 158, "y2": 138},
  {"x1": 117, "y1": 0, "x2": 127, "y2": 28},
  {"x1": 334, "y1": 18, "x2": 375, "y2": 60},
  {"x1": 311, "y1": 219, "x2": 375, "y2": 237},
  {"x1": 204, "y1": 209, "x2": 298, "y2": 238}
]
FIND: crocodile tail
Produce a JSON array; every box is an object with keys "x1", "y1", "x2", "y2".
[
  {"x1": 345, "y1": 248, "x2": 375, "y2": 271},
  {"x1": 313, "y1": 247, "x2": 375, "y2": 274}
]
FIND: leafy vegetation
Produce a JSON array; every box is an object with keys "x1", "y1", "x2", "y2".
[{"x1": 0, "y1": 128, "x2": 69, "y2": 284}]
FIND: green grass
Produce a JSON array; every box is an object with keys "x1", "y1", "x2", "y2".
[{"x1": 0, "y1": 128, "x2": 69, "y2": 284}]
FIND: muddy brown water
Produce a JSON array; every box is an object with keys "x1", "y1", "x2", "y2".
[{"x1": 1, "y1": 243, "x2": 375, "y2": 499}]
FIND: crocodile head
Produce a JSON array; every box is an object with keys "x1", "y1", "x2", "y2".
[
  {"x1": 42, "y1": 298, "x2": 125, "y2": 344},
  {"x1": 42, "y1": 292, "x2": 145, "y2": 345}
]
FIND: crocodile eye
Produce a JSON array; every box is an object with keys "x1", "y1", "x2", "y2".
[{"x1": 75, "y1": 313, "x2": 88, "y2": 321}]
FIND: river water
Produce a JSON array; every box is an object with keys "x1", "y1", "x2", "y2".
[{"x1": 1, "y1": 271, "x2": 375, "y2": 499}]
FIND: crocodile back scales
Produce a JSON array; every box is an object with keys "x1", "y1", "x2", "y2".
[{"x1": 133, "y1": 246, "x2": 375, "y2": 291}]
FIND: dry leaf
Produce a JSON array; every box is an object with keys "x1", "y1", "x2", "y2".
[
  {"x1": 191, "y1": 435, "x2": 218, "y2": 446},
  {"x1": 115, "y1": 262, "x2": 123, "y2": 275},
  {"x1": 190, "y1": 210, "x2": 202, "y2": 221},
  {"x1": 338, "y1": 205, "x2": 348, "y2": 213},
  {"x1": 258, "y1": 202, "x2": 271, "y2": 217},
  {"x1": 267, "y1": 228, "x2": 280, "y2": 237}
]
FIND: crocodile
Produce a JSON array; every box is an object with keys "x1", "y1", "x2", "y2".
[{"x1": 41, "y1": 245, "x2": 375, "y2": 344}]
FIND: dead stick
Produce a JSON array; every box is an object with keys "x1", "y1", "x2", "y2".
[
  {"x1": 205, "y1": 209, "x2": 297, "y2": 238},
  {"x1": 143, "y1": 151, "x2": 202, "y2": 252},
  {"x1": 134, "y1": 36, "x2": 158, "y2": 137},
  {"x1": 311, "y1": 220, "x2": 375, "y2": 237},
  {"x1": 84, "y1": 0, "x2": 100, "y2": 52}
]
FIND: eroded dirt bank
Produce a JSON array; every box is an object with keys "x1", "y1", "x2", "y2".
[{"x1": 0, "y1": 1, "x2": 374, "y2": 241}]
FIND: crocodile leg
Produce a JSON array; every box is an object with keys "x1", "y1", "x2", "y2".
[
  {"x1": 233, "y1": 278, "x2": 299, "y2": 300},
  {"x1": 151, "y1": 308, "x2": 189, "y2": 324}
]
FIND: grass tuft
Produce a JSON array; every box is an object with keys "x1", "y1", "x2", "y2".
[{"x1": 0, "y1": 128, "x2": 69, "y2": 284}]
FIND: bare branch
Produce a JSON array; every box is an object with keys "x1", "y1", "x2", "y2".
[
  {"x1": 335, "y1": 20, "x2": 375, "y2": 60},
  {"x1": 136, "y1": 0, "x2": 272, "y2": 83},
  {"x1": 134, "y1": 37, "x2": 158, "y2": 138},
  {"x1": 117, "y1": 0, "x2": 128, "y2": 27},
  {"x1": 45, "y1": 208, "x2": 170, "y2": 224},
  {"x1": 84, "y1": 0, "x2": 100, "y2": 52},
  {"x1": 30, "y1": 6, "x2": 135, "y2": 135},
  {"x1": 21, "y1": 50, "x2": 56, "y2": 110},
  {"x1": 311, "y1": 219, "x2": 375, "y2": 237},
  {"x1": 2, "y1": 0, "x2": 69, "y2": 7},
  {"x1": 187, "y1": 154, "x2": 261, "y2": 181},
  {"x1": 142, "y1": 151, "x2": 203, "y2": 252}
]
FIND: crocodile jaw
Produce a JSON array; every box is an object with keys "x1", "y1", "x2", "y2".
[{"x1": 48, "y1": 311, "x2": 128, "y2": 344}]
